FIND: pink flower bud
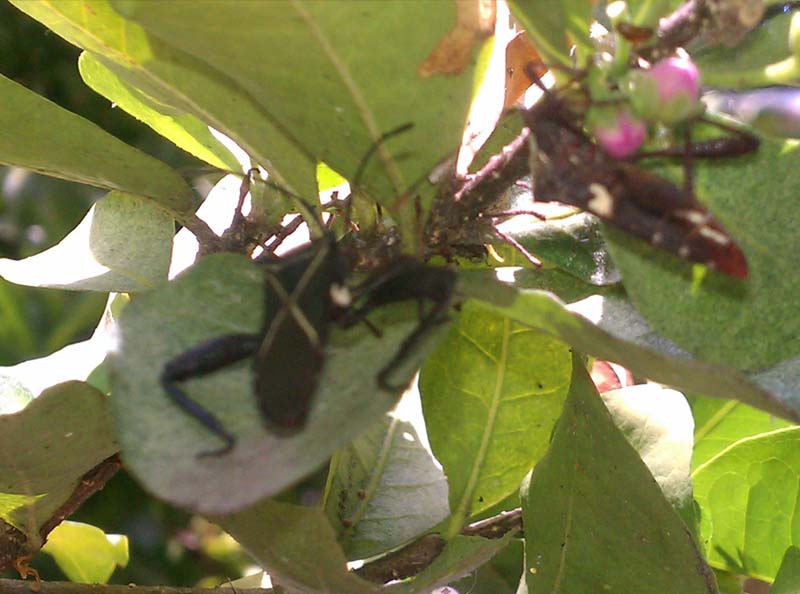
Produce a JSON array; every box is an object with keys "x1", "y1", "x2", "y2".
[
  {"x1": 629, "y1": 56, "x2": 703, "y2": 124},
  {"x1": 649, "y1": 57, "x2": 701, "y2": 104},
  {"x1": 594, "y1": 110, "x2": 646, "y2": 158}
]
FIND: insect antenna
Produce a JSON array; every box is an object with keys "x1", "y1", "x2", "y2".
[{"x1": 344, "y1": 122, "x2": 414, "y2": 226}]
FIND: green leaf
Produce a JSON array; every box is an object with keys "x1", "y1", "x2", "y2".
[
  {"x1": 693, "y1": 426, "x2": 800, "y2": 581},
  {"x1": 419, "y1": 303, "x2": 572, "y2": 536},
  {"x1": 489, "y1": 267, "x2": 610, "y2": 304},
  {"x1": 690, "y1": 396, "x2": 792, "y2": 469},
  {"x1": 324, "y1": 408, "x2": 449, "y2": 560},
  {"x1": 78, "y1": 52, "x2": 243, "y2": 173},
  {"x1": 602, "y1": 385, "x2": 694, "y2": 508},
  {"x1": 606, "y1": 136, "x2": 800, "y2": 371},
  {"x1": 41, "y1": 521, "x2": 128, "y2": 584},
  {"x1": 110, "y1": 1, "x2": 479, "y2": 212},
  {"x1": 0, "y1": 72, "x2": 192, "y2": 213},
  {"x1": 508, "y1": 212, "x2": 621, "y2": 285},
  {"x1": 508, "y1": 2, "x2": 571, "y2": 68},
  {"x1": 458, "y1": 271, "x2": 799, "y2": 424},
  {"x1": 0, "y1": 191, "x2": 173, "y2": 292},
  {"x1": 384, "y1": 534, "x2": 513, "y2": 594},
  {"x1": 110, "y1": 253, "x2": 451, "y2": 513},
  {"x1": 772, "y1": 546, "x2": 800, "y2": 594},
  {"x1": 449, "y1": 538, "x2": 524, "y2": 594},
  {"x1": 213, "y1": 499, "x2": 377, "y2": 594},
  {"x1": 507, "y1": 1, "x2": 592, "y2": 68},
  {"x1": 522, "y1": 357, "x2": 716, "y2": 594},
  {"x1": 317, "y1": 163, "x2": 347, "y2": 194},
  {"x1": 0, "y1": 382, "x2": 117, "y2": 543},
  {"x1": 696, "y1": 9, "x2": 798, "y2": 87},
  {"x1": 11, "y1": 0, "x2": 318, "y2": 200}
]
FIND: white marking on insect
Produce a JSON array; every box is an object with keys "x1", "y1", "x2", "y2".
[
  {"x1": 678, "y1": 245, "x2": 691, "y2": 258},
  {"x1": 330, "y1": 284, "x2": 352, "y2": 307},
  {"x1": 698, "y1": 226, "x2": 731, "y2": 245},
  {"x1": 678, "y1": 210, "x2": 708, "y2": 225},
  {"x1": 587, "y1": 183, "x2": 615, "y2": 217},
  {"x1": 652, "y1": 231, "x2": 664, "y2": 245}
]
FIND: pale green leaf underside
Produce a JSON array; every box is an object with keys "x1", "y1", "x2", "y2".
[
  {"x1": 110, "y1": 253, "x2": 451, "y2": 513},
  {"x1": 0, "y1": 192, "x2": 173, "y2": 292},
  {"x1": 325, "y1": 412, "x2": 449, "y2": 560}
]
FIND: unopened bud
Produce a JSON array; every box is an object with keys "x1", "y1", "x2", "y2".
[
  {"x1": 593, "y1": 109, "x2": 646, "y2": 158},
  {"x1": 630, "y1": 56, "x2": 704, "y2": 124}
]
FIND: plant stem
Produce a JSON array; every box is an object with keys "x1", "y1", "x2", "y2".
[{"x1": 0, "y1": 579, "x2": 270, "y2": 594}]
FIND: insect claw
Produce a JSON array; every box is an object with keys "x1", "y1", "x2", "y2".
[{"x1": 197, "y1": 435, "x2": 237, "y2": 458}]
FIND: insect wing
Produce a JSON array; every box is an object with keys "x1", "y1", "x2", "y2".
[
  {"x1": 609, "y1": 163, "x2": 748, "y2": 277},
  {"x1": 254, "y1": 237, "x2": 346, "y2": 433},
  {"x1": 524, "y1": 97, "x2": 748, "y2": 277}
]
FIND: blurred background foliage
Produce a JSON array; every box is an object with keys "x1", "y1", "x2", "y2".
[{"x1": 0, "y1": 3, "x2": 249, "y2": 585}]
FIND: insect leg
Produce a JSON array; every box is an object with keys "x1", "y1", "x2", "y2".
[
  {"x1": 492, "y1": 227, "x2": 543, "y2": 267},
  {"x1": 632, "y1": 118, "x2": 760, "y2": 161},
  {"x1": 376, "y1": 298, "x2": 452, "y2": 392},
  {"x1": 161, "y1": 333, "x2": 260, "y2": 456}
]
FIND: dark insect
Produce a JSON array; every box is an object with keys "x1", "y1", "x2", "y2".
[
  {"x1": 520, "y1": 64, "x2": 758, "y2": 278},
  {"x1": 161, "y1": 129, "x2": 457, "y2": 456},
  {"x1": 160, "y1": 233, "x2": 349, "y2": 455},
  {"x1": 338, "y1": 256, "x2": 457, "y2": 391}
]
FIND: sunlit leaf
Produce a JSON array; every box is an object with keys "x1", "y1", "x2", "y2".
[
  {"x1": 693, "y1": 426, "x2": 800, "y2": 581},
  {"x1": 42, "y1": 521, "x2": 128, "y2": 584},
  {"x1": 690, "y1": 395, "x2": 791, "y2": 469},
  {"x1": 420, "y1": 303, "x2": 572, "y2": 535},
  {"x1": 458, "y1": 271, "x2": 799, "y2": 423},
  {"x1": 0, "y1": 73, "x2": 192, "y2": 213},
  {"x1": 78, "y1": 52, "x2": 243, "y2": 173}
]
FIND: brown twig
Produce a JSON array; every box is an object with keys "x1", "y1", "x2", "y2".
[
  {"x1": 0, "y1": 455, "x2": 122, "y2": 574},
  {"x1": 425, "y1": 128, "x2": 532, "y2": 253},
  {"x1": 178, "y1": 214, "x2": 223, "y2": 256},
  {"x1": 356, "y1": 508, "x2": 523, "y2": 584},
  {"x1": 642, "y1": 0, "x2": 765, "y2": 61},
  {"x1": 0, "y1": 579, "x2": 270, "y2": 594}
]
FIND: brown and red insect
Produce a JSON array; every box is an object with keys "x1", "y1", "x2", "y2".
[{"x1": 520, "y1": 63, "x2": 757, "y2": 278}]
